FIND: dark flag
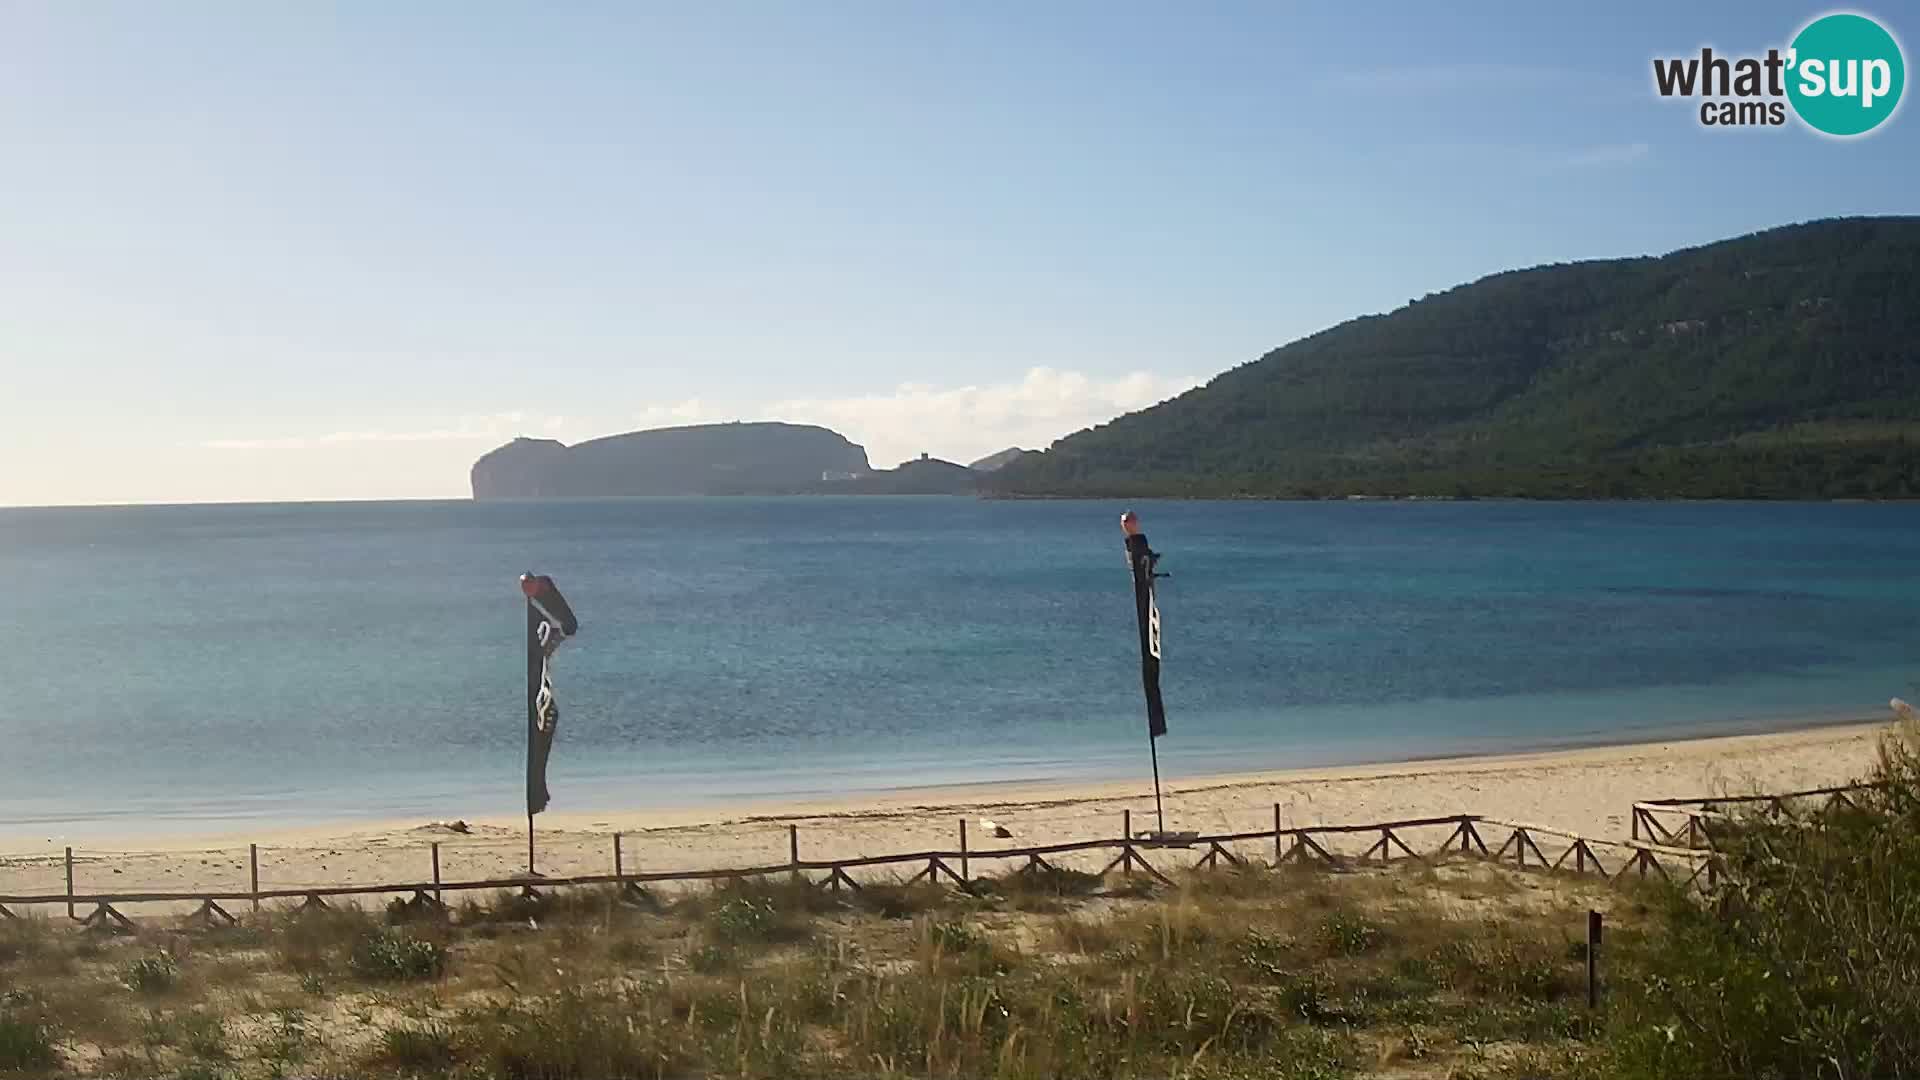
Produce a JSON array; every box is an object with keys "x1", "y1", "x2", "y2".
[
  {"x1": 1121, "y1": 512, "x2": 1167, "y2": 738},
  {"x1": 521, "y1": 573, "x2": 579, "y2": 816}
]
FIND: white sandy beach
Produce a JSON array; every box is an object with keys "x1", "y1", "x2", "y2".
[{"x1": 0, "y1": 720, "x2": 1892, "y2": 910}]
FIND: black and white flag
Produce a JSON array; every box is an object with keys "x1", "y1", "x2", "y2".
[
  {"x1": 520, "y1": 573, "x2": 579, "y2": 816},
  {"x1": 1121, "y1": 513, "x2": 1167, "y2": 738}
]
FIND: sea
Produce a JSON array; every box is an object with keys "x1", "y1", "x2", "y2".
[{"x1": 2, "y1": 497, "x2": 1916, "y2": 842}]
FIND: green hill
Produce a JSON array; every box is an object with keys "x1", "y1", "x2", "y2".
[{"x1": 992, "y1": 217, "x2": 1920, "y2": 499}]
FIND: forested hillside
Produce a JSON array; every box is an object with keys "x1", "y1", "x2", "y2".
[{"x1": 993, "y1": 218, "x2": 1920, "y2": 499}]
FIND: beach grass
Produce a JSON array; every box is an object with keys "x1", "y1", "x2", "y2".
[{"x1": 0, "y1": 853, "x2": 1636, "y2": 1080}]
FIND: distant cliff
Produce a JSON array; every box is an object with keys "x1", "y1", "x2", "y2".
[
  {"x1": 471, "y1": 422, "x2": 872, "y2": 498},
  {"x1": 828, "y1": 455, "x2": 980, "y2": 495}
]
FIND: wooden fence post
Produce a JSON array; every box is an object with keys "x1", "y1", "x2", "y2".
[
  {"x1": 1587, "y1": 910, "x2": 1603, "y2": 1010},
  {"x1": 958, "y1": 818, "x2": 968, "y2": 882},
  {"x1": 1123, "y1": 808, "x2": 1131, "y2": 842},
  {"x1": 789, "y1": 824, "x2": 800, "y2": 882},
  {"x1": 249, "y1": 844, "x2": 260, "y2": 915},
  {"x1": 431, "y1": 842, "x2": 443, "y2": 905},
  {"x1": 65, "y1": 847, "x2": 74, "y2": 920},
  {"x1": 613, "y1": 833, "x2": 623, "y2": 879},
  {"x1": 1274, "y1": 804, "x2": 1283, "y2": 866}
]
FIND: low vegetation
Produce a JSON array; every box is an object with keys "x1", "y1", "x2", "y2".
[
  {"x1": 3, "y1": 722, "x2": 1918, "y2": 1078},
  {"x1": 0, "y1": 857, "x2": 1630, "y2": 1078},
  {"x1": 1579, "y1": 724, "x2": 1920, "y2": 1080}
]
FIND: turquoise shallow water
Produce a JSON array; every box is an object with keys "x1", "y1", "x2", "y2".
[{"x1": 0, "y1": 497, "x2": 1915, "y2": 840}]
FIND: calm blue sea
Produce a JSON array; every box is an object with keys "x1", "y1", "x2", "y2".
[{"x1": 1, "y1": 498, "x2": 1916, "y2": 840}]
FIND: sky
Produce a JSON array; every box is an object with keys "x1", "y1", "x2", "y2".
[{"x1": 1, "y1": 2, "x2": 1914, "y2": 506}]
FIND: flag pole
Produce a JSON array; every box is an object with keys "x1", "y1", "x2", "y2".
[
  {"x1": 1147, "y1": 727, "x2": 1165, "y2": 835},
  {"x1": 527, "y1": 811, "x2": 536, "y2": 876}
]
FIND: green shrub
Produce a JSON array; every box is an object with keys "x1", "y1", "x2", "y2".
[
  {"x1": 1238, "y1": 928, "x2": 1295, "y2": 981},
  {"x1": 1279, "y1": 970, "x2": 1368, "y2": 1027},
  {"x1": 348, "y1": 929, "x2": 447, "y2": 982},
  {"x1": 1590, "y1": 722, "x2": 1920, "y2": 1079},
  {"x1": 124, "y1": 951, "x2": 181, "y2": 994},
  {"x1": 707, "y1": 898, "x2": 780, "y2": 945},
  {"x1": 1318, "y1": 912, "x2": 1382, "y2": 956},
  {"x1": 927, "y1": 920, "x2": 983, "y2": 955}
]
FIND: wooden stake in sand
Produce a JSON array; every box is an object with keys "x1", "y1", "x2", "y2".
[{"x1": 1587, "y1": 910, "x2": 1603, "y2": 1010}]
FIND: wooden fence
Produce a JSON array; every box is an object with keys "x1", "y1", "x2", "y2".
[
  {"x1": 0, "y1": 806, "x2": 1714, "y2": 932},
  {"x1": 1628, "y1": 782, "x2": 1882, "y2": 850}
]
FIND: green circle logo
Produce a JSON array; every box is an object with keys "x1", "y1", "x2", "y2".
[{"x1": 1787, "y1": 12, "x2": 1905, "y2": 136}]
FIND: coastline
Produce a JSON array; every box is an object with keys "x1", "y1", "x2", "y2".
[
  {"x1": 0, "y1": 719, "x2": 1893, "y2": 906},
  {"x1": 0, "y1": 709, "x2": 1885, "y2": 852}
]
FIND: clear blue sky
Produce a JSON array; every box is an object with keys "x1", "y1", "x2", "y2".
[{"x1": 2, "y1": 2, "x2": 1913, "y2": 505}]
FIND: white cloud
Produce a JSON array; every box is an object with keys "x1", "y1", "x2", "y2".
[
  {"x1": 632, "y1": 398, "x2": 714, "y2": 429},
  {"x1": 768, "y1": 366, "x2": 1200, "y2": 469},
  {"x1": 190, "y1": 369, "x2": 1199, "y2": 479}
]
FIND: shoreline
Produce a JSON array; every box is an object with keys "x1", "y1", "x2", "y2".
[
  {"x1": 0, "y1": 708, "x2": 1883, "y2": 850},
  {"x1": 0, "y1": 719, "x2": 1893, "y2": 910},
  {"x1": 0, "y1": 717, "x2": 1891, "y2": 858}
]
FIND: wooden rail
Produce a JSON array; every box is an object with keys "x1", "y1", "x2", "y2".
[
  {"x1": 1636, "y1": 782, "x2": 1880, "y2": 809},
  {"x1": 1477, "y1": 818, "x2": 1715, "y2": 888},
  {"x1": 1629, "y1": 782, "x2": 1880, "y2": 847},
  {"x1": 1629, "y1": 803, "x2": 1730, "y2": 849},
  {"x1": 0, "y1": 805, "x2": 1723, "y2": 929}
]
